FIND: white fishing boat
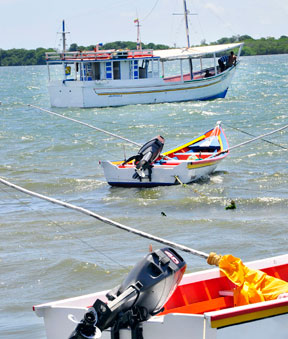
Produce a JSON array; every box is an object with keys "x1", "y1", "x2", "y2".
[
  {"x1": 45, "y1": 4, "x2": 243, "y2": 108},
  {"x1": 100, "y1": 122, "x2": 229, "y2": 187},
  {"x1": 46, "y1": 43, "x2": 243, "y2": 108},
  {"x1": 33, "y1": 252, "x2": 288, "y2": 339}
]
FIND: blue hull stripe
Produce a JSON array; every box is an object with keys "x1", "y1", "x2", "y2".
[
  {"x1": 108, "y1": 182, "x2": 176, "y2": 188},
  {"x1": 199, "y1": 88, "x2": 228, "y2": 101}
]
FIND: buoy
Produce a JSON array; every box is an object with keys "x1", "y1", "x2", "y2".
[{"x1": 225, "y1": 200, "x2": 236, "y2": 210}]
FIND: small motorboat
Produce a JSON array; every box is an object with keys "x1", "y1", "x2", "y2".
[
  {"x1": 100, "y1": 122, "x2": 229, "y2": 187},
  {"x1": 33, "y1": 251, "x2": 288, "y2": 339}
]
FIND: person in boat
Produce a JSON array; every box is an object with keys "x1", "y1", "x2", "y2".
[
  {"x1": 123, "y1": 135, "x2": 165, "y2": 181},
  {"x1": 227, "y1": 51, "x2": 237, "y2": 68},
  {"x1": 204, "y1": 69, "x2": 212, "y2": 78},
  {"x1": 218, "y1": 55, "x2": 229, "y2": 72}
]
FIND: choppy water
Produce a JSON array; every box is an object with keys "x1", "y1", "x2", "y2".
[{"x1": 0, "y1": 54, "x2": 288, "y2": 338}]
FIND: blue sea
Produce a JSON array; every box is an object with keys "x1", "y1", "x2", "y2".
[{"x1": 0, "y1": 54, "x2": 288, "y2": 338}]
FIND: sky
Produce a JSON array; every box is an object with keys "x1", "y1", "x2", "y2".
[{"x1": 1, "y1": 0, "x2": 288, "y2": 50}]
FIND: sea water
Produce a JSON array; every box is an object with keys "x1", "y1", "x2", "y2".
[{"x1": 0, "y1": 54, "x2": 287, "y2": 338}]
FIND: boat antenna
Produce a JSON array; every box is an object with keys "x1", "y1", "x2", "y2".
[
  {"x1": 134, "y1": 18, "x2": 142, "y2": 50},
  {"x1": 27, "y1": 104, "x2": 142, "y2": 147},
  {"x1": 0, "y1": 176, "x2": 209, "y2": 259},
  {"x1": 58, "y1": 19, "x2": 70, "y2": 53}
]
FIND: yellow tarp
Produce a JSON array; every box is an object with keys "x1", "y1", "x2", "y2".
[{"x1": 210, "y1": 254, "x2": 288, "y2": 306}]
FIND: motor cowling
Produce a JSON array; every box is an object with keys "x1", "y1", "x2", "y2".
[
  {"x1": 133, "y1": 135, "x2": 165, "y2": 180},
  {"x1": 69, "y1": 247, "x2": 186, "y2": 339},
  {"x1": 136, "y1": 135, "x2": 165, "y2": 170},
  {"x1": 115, "y1": 247, "x2": 185, "y2": 315}
]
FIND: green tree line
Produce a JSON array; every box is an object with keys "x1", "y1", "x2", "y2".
[
  {"x1": 1, "y1": 36, "x2": 288, "y2": 66},
  {"x1": 0, "y1": 48, "x2": 55, "y2": 66},
  {"x1": 68, "y1": 41, "x2": 169, "y2": 52},
  {"x1": 212, "y1": 35, "x2": 288, "y2": 56}
]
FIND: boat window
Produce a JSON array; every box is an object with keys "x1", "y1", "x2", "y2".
[
  {"x1": 147, "y1": 60, "x2": 153, "y2": 78},
  {"x1": 92, "y1": 62, "x2": 101, "y2": 80},
  {"x1": 113, "y1": 61, "x2": 121, "y2": 80},
  {"x1": 139, "y1": 60, "x2": 148, "y2": 79},
  {"x1": 80, "y1": 63, "x2": 93, "y2": 81},
  {"x1": 86, "y1": 64, "x2": 93, "y2": 81},
  {"x1": 147, "y1": 59, "x2": 159, "y2": 78}
]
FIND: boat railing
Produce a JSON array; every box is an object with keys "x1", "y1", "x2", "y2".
[{"x1": 45, "y1": 49, "x2": 155, "y2": 62}]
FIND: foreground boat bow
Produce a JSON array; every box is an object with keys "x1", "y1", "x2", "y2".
[{"x1": 34, "y1": 253, "x2": 288, "y2": 339}]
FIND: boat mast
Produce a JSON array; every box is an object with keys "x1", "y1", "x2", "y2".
[
  {"x1": 183, "y1": 0, "x2": 193, "y2": 79},
  {"x1": 174, "y1": 1, "x2": 197, "y2": 79},
  {"x1": 134, "y1": 18, "x2": 142, "y2": 50},
  {"x1": 183, "y1": 0, "x2": 190, "y2": 48}
]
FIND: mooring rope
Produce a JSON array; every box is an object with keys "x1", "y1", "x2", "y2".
[
  {"x1": 223, "y1": 122, "x2": 288, "y2": 151},
  {"x1": 0, "y1": 184, "x2": 126, "y2": 270},
  {"x1": 28, "y1": 104, "x2": 141, "y2": 147},
  {"x1": 225, "y1": 122, "x2": 288, "y2": 152},
  {"x1": 0, "y1": 177, "x2": 209, "y2": 259}
]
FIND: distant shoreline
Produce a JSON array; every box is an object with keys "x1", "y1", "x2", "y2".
[{"x1": 1, "y1": 35, "x2": 287, "y2": 67}]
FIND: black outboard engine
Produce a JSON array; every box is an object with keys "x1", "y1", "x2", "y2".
[
  {"x1": 69, "y1": 247, "x2": 186, "y2": 339},
  {"x1": 123, "y1": 136, "x2": 165, "y2": 181}
]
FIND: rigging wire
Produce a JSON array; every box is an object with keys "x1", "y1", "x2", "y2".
[
  {"x1": 190, "y1": 1, "x2": 206, "y2": 45},
  {"x1": 141, "y1": 0, "x2": 160, "y2": 22},
  {"x1": 0, "y1": 184, "x2": 127, "y2": 270},
  {"x1": 203, "y1": 5, "x2": 238, "y2": 40}
]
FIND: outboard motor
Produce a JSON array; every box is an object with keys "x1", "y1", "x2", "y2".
[
  {"x1": 123, "y1": 136, "x2": 165, "y2": 181},
  {"x1": 69, "y1": 247, "x2": 186, "y2": 339}
]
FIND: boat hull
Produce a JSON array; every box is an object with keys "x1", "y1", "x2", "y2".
[
  {"x1": 33, "y1": 254, "x2": 288, "y2": 339},
  {"x1": 48, "y1": 67, "x2": 235, "y2": 108},
  {"x1": 100, "y1": 159, "x2": 221, "y2": 187}
]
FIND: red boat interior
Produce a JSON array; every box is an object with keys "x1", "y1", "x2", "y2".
[
  {"x1": 158, "y1": 128, "x2": 222, "y2": 163},
  {"x1": 160, "y1": 263, "x2": 288, "y2": 315},
  {"x1": 164, "y1": 68, "x2": 217, "y2": 82},
  {"x1": 114, "y1": 126, "x2": 224, "y2": 168}
]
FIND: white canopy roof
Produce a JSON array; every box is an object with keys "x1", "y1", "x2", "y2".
[{"x1": 153, "y1": 42, "x2": 244, "y2": 61}]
